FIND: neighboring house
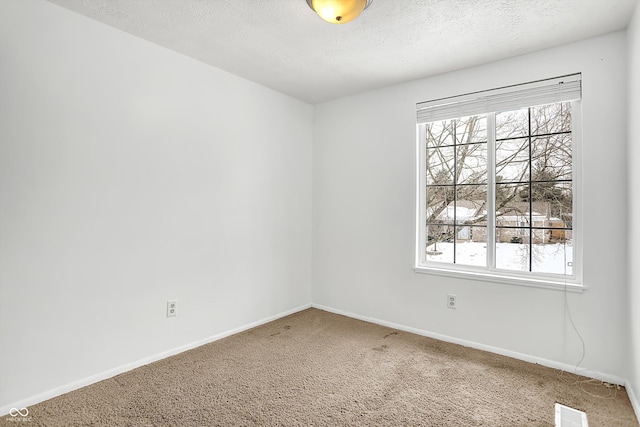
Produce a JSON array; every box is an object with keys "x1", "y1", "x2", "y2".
[{"x1": 433, "y1": 200, "x2": 568, "y2": 244}]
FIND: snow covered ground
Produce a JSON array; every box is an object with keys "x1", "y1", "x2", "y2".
[{"x1": 426, "y1": 241, "x2": 573, "y2": 275}]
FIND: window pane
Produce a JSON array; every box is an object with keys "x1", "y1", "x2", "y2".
[
  {"x1": 531, "y1": 102, "x2": 571, "y2": 135},
  {"x1": 426, "y1": 120, "x2": 454, "y2": 147},
  {"x1": 426, "y1": 146, "x2": 454, "y2": 185},
  {"x1": 496, "y1": 231, "x2": 531, "y2": 271},
  {"x1": 496, "y1": 138, "x2": 530, "y2": 183},
  {"x1": 457, "y1": 143, "x2": 487, "y2": 184},
  {"x1": 531, "y1": 181, "x2": 572, "y2": 220},
  {"x1": 426, "y1": 186, "x2": 455, "y2": 223},
  {"x1": 455, "y1": 186, "x2": 486, "y2": 224},
  {"x1": 554, "y1": 182, "x2": 572, "y2": 228},
  {"x1": 531, "y1": 240, "x2": 573, "y2": 275},
  {"x1": 531, "y1": 134, "x2": 572, "y2": 181},
  {"x1": 456, "y1": 115, "x2": 487, "y2": 144},
  {"x1": 496, "y1": 183, "x2": 529, "y2": 223},
  {"x1": 455, "y1": 226, "x2": 487, "y2": 266},
  {"x1": 496, "y1": 108, "x2": 528, "y2": 139},
  {"x1": 426, "y1": 223, "x2": 454, "y2": 263}
]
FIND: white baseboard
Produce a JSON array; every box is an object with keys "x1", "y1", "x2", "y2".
[
  {"x1": 311, "y1": 303, "x2": 628, "y2": 387},
  {"x1": 0, "y1": 303, "x2": 311, "y2": 417},
  {"x1": 626, "y1": 380, "x2": 640, "y2": 425}
]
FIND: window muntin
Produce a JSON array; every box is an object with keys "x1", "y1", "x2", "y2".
[{"x1": 416, "y1": 77, "x2": 581, "y2": 287}]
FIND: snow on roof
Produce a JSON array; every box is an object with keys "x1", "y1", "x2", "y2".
[{"x1": 430, "y1": 200, "x2": 565, "y2": 224}]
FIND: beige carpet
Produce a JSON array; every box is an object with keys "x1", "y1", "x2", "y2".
[{"x1": 2, "y1": 308, "x2": 637, "y2": 426}]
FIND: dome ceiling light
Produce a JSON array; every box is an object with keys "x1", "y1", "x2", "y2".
[{"x1": 306, "y1": 0, "x2": 373, "y2": 24}]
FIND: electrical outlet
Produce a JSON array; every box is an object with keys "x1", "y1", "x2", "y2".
[
  {"x1": 167, "y1": 300, "x2": 177, "y2": 317},
  {"x1": 447, "y1": 294, "x2": 457, "y2": 309}
]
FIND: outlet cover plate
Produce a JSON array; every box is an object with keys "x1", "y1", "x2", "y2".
[
  {"x1": 167, "y1": 300, "x2": 177, "y2": 317},
  {"x1": 447, "y1": 294, "x2": 456, "y2": 309}
]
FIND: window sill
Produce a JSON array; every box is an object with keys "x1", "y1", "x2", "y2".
[{"x1": 413, "y1": 265, "x2": 585, "y2": 292}]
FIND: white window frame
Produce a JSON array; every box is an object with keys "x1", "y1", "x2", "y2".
[{"x1": 414, "y1": 75, "x2": 583, "y2": 291}]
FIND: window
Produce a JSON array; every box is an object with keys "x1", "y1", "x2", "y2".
[{"x1": 415, "y1": 75, "x2": 582, "y2": 289}]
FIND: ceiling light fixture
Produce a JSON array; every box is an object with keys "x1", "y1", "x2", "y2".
[{"x1": 306, "y1": 0, "x2": 373, "y2": 24}]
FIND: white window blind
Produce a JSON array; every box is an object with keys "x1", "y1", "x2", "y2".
[{"x1": 416, "y1": 74, "x2": 582, "y2": 124}]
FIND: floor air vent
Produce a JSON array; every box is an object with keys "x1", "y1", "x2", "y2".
[{"x1": 555, "y1": 403, "x2": 588, "y2": 427}]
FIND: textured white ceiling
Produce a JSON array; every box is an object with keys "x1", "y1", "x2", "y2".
[{"x1": 46, "y1": 0, "x2": 639, "y2": 104}]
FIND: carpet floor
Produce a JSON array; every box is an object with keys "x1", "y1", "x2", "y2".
[{"x1": 2, "y1": 308, "x2": 638, "y2": 426}]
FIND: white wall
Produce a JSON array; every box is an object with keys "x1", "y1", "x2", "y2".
[
  {"x1": 313, "y1": 32, "x2": 629, "y2": 379},
  {"x1": 627, "y1": 1, "x2": 640, "y2": 415},
  {"x1": 0, "y1": 0, "x2": 312, "y2": 408}
]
